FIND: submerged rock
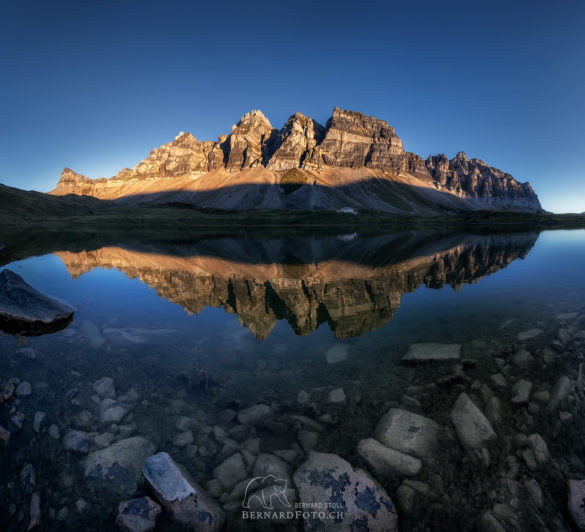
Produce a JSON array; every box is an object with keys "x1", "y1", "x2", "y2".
[
  {"x1": 0, "y1": 269, "x2": 74, "y2": 332},
  {"x1": 115, "y1": 497, "x2": 161, "y2": 532},
  {"x1": 143, "y1": 452, "x2": 224, "y2": 530},
  {"x1": 93, "y1": 377, "x2": 116, "y2": 399},
  {"x1": 28, "y1": 492, "x2": 41, "y2": 530},
  {"x1": 0, "y1": 424, "x2": 10, "y2": 446},
  {"x1": 568, "y1": 479, "x2": 585, "y2": 530},
  {"x1": 0, "y1": 381, "x2": 15, "y2": 404},
  {"x1": 402, "y1": 343, "x2": 461, "y2": 363},
  {"x1": 213, "y1": 452, "x2": 247, "y2": 491},
  {"x1": 358, "y1": 438, "x2": 422, "y2": 477},
  {"x1": 450, "y1": 393, "x2": 496, "y2": 450},
  {"x1": 63, "y1": 430, "x2": 90, "y2": 454},
  {"x1": 293, "y1": 451, "x2": 398, "y2": 531},
  {"x1": 237, "y1": 404, "x2": 271, "y2": 426},
  {"x1": 325, "y1": 345, "x2": 349, "y2": 364},
  {"x1": 375, "y1": 408, "x2": 439, "y2": 459},
  {"x1": 516, "y1": 328, "x2": 542, "y2": 341},
  {"x1": 84, "y1": 436, "x2": 155, "y2": 495}
]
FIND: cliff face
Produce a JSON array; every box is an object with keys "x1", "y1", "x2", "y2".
[
  {"x1": 51, "y1": 107, "x2": 542, "y2": 213},
  {"x1": 54, "y1": 232, "x2": 537, "y2": 339}
]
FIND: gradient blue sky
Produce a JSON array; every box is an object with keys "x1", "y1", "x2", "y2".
[{"x1": 1, "y1": 0, "x2": 583, "y2": 212}]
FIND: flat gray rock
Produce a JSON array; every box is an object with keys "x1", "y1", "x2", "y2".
[
  {"x1": 450, "y1": 393, "x2": 497, "y2": 450},
  {"x1": 143, "y1": 452, "x2": 224, "y2": 531},
  {"x1": 0, "y1": 269, "x2": 73, "y2": 329},
  {"x1": 402, "y1": 343, "x2": 461, "y2": 362},
  {"x1": 375, "y1": 408, "x2": 439, "y2": 459},
  {"x1": 292, "y1": 451, "x2": 398, "y2": 531},
  {"x1": 84, "y1": 436, "x2": 155, "y2": 495}
]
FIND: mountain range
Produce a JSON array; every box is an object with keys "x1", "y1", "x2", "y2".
[{"x1": 50, "y1": 107, "x2": 542, "y2": 214}]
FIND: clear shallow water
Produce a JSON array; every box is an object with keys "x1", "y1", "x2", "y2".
[{"x1": 1, "y1": 229, "x2": 584, "y2": 530}]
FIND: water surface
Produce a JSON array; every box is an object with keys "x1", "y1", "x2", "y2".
[{"x1": 1, "y1": 229, "x2": 584, "y2": 530}]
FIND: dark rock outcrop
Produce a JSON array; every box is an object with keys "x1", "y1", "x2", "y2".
[
  {"x1": 51, "y1": 107, "x2": 542, "y2": 212},
  {"x1": 0, "y1": 269, "x2": 74, "y2": 334}
]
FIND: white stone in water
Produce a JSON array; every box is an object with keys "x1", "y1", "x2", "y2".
[
  {"x1": 450, "y1": 393, "x2": 497, "y2": 450},
  {"x1": 375, "y1": 408, "x2": 440, "y2": 459},
  {"x1": 527, "y1": 433, "x2": 551, "y2": 465},
  {"x1": 327, "y1": 387, "x2": 346, "y2": 403},
  {"x1": 516, "y1": 328, "x2": 543, "y2": 341},
  {"x1": 143, "y1": 452, "x2": 224, "y2": 530},
  {"x1": 324, "y1": 344, "x2": 349, "y2": 364},
  {"x1": 358, "y1": 438, "x2": 422, "y2": 477},
  {"x1": 93, "y1": 377, "x2": 116, "y2": 399},
  {"x1": 100, "y1": 398, "x2": 128, "y2": 424},
  {"x1": 402, "y1": 343, "x2": 461, "y2": 362},
  {"x1": 511, "y1": 380, "x2": 533, "y2": 405}
]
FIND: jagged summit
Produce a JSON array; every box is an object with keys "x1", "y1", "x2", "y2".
[{"x1": 51, "y1": 107, "x2": 542, "y2": 213}]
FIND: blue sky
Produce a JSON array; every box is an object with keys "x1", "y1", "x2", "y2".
[{"x1": 1, "y1": 0, "x2": 583, "y2": 212}]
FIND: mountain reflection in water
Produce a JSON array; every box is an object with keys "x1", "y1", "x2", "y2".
[{"x1": 53, "y1": 231, "x2": 538, "y2": 339}]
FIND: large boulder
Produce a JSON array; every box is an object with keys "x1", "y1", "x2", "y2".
[
  {"x1": 0, "y1": 269, "x2": 73, "y2": 332},
  {"x1": 450, "y1": 393, "x2": 497, "y2": 450},
  {"x1": 143, "y1": 452, "x2": 224, "y2": 531},
  {"x1": 293, "y1": 451, "x2": 398, "y2": 531},
  {"x1": 374, "y1": 408, "x2": 439, "y2": 459},
  {"x1": 84, "y1": 436, "x2": 155, "y2": 495}
]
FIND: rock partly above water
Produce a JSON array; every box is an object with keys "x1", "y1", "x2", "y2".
[
  {"x1": 143, "y1": 452, "x2": 225, "y2": 531},
  {"x1": 293, "y1": 451, "x2": 398, "y2": 531},
  {"x1": 0, "y1": 269, "x2": 74, "y2": 332}
]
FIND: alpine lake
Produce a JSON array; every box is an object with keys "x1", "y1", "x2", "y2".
[{"x1": 1, "y1": 227, "x2": 585, "y2": 531}]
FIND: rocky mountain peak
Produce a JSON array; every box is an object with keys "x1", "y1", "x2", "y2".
[
  {"x1": 226, "y1": 110, "x2": 277, "y2": 171},
  {"x1": 51, "y1": 106, "x2": 542, "y2": 213}
]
